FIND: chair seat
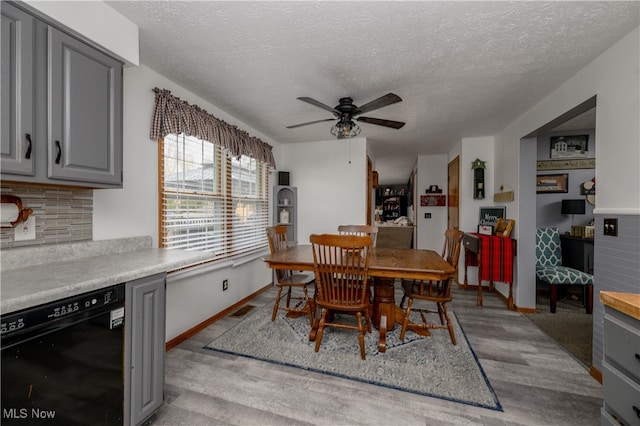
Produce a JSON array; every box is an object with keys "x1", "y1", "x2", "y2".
[
  {"x1": 536, "y1": 265, "x2": 593, "y2": 285},
  {"x1": 400, "y1": 228, "x2": 463, "y2": 346},
  {"x1": 311, "y1": 233, "x2": 373, "y2": 360}
]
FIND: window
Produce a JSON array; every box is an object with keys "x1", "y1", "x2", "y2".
[{"x1": 160, "y1": 133, "x2": 269, "y2": 259}]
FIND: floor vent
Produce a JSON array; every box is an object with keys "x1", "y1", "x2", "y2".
[{"x1": 231, "y1": 305, "x2": 255, "y2": 317}]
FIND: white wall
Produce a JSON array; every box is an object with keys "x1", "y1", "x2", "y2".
[
  {"x1": 165, "y1": 259, "x2": 270, "y2": 341},
  {"x1": 94, "y1": 64, "x2": 278, "y2": 342},
  {"x1": 459, "y1": 137, "x2": 496, "y2": 234},
  {"x1": 415, "y1": 154, "x2": 448, "y2": 251},
  {"x1": 496, "y1": 26, "x2": 640, "y2": 309},
  {"x1": 456, "y1": 137, "x2": 496, "y2": 287},
  {"x1": 23, "y1": 0, "x2": 139, "y2": 65},
  {"x1": 94, "y1": 64, "x2": 280, "y2": 245},
  {"x1": 279, "y1": 138, "x2": 367, "y2": 242}
]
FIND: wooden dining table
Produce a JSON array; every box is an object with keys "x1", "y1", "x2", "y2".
[{"x1": 262, "y1": 245, "x2": 455, "y2": 352}]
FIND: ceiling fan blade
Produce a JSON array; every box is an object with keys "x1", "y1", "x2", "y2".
[
  {"x1": 355, "y1": 93, "x2": 402, "y2": 115},
  {"x1": 357, "y1": 116, "x2": 405, "y2": 129},
  {"x1": 296, "y1": 97, "x2": 339, "y2": 114},
  {"x1": 286, "y1": 118, "x2": 336, "y2": 129}
]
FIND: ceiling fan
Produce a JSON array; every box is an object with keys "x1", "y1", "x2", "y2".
[{"x1": 287, "y1": 93, "x2": 405, "y2": 139}]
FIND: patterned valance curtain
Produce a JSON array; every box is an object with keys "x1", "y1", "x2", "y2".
[{"x1": 150, "y1": 88, "x2": 276, "y2": 168}]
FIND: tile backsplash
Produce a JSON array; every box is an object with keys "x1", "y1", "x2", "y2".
[{"x1": 1, "y1": 183, "x2": 93, "y2": 249}]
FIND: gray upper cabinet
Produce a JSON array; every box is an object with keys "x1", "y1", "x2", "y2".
[
  {"x1": 47, "y1": 26, "x2": 123, "y2": 186},
  {"x1": 0, "y1": 1, "x2": 123, "y2": 188},
  {"x1": 1, "y1": 2, "x2": 35, "y2": 175}
]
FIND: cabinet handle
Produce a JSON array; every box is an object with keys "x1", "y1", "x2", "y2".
[
  {"x1": 25, "y1": 134, "x2": 32, "y2": 159},
  {"x1": 55, "y1": 140, "x2": 62, "y2": 164},
  {"x1": 633, "y1": 405, "x2": 640, "y2": 418},
  {"x1": 636, "y1": 353, "x2": 640, "y2": 360}
]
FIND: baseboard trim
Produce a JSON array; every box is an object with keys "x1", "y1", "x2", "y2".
[
  {"x1": 458, "y1": 283, "x2": 534, "y2": 312},
  {"x1": 515, "y1": 306, "x2": 537, "y2": 314},
  {"x1": 590, "y1": 366, "x2": 602, "y2": 384},
  {"x1": 165, "y1": 283, "x2": 273, "y2": 351}
]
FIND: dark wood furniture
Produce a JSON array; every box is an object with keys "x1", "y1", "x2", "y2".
[
  {"x1": 399, "y1": 229, "x2": 463, "y2": 345},
  {"x1": 559, "y1": 235, "x2": 594, "y2": 274},
  {"x1": 559, "y1": 234, "x2": 595, "y2": 310},
  {"x1": 381, "y1": 195, "x2": 407, "y2": 221},
  {"x1": 263, "y1": 245, "x2": 455, "y2": 352},
  {"x1": 266, "y1": 226, "x2": 315, "y2": 326},
  {"x1": 310, "y1": 234, "x2": 373, "y2": 360}
]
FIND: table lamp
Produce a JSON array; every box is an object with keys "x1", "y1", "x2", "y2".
[{"x1": 561, "y1": 199, "x2": 585, "y2": 227}]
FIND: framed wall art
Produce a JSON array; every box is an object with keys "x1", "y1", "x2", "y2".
[
  {"x1": 550, "y1": 135, "x2": 589, "y2": 159},
  {"x1": 494, "y1": 218, "x2": 515, "y2": 237},
  {"x1": 478, "y1": 225, "x2": 493, "y2": 235},
  {"x1": 478, "y1": 206, "x2": 506, "y2": 229},
  {"x1": 536, "y1": 173, "x2": 568, "y2": 194}
]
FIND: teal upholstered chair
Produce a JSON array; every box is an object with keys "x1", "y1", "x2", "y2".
[{"x1": 536, "y1": 227, "x2": 593, "y2": 314}]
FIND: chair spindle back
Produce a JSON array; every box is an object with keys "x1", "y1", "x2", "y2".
[
  {"x1": 310, "y1": 234, "x2": 372, "y2": 308},
  {"x1": 338, "y1": 225, "x2": 379, "y2": 248}
]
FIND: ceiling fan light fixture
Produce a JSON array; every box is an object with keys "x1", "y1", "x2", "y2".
[{"x1": 330, "y1": 120, "x2": 361, "y2": 139}]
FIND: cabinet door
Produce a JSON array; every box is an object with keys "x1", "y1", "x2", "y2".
[
  {"x1": 47, "y1": 26, "x2": 122, "y2": 186},
  {"x1": 125, "y1": 273, "x2": 166, "y2": 426},
  {"x1": 1, "y1": 3, "x2": 35, "y2": 175}
]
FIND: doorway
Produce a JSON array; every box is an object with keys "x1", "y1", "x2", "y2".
[
  {"x1": 447, "y1": 156, "x2": 460, "y2": 230},
  {"x1": 520, "y1": 96, "x2": 596, "y2": 367},
  {"x1": 367, "y1": 157, "x2": 374, "y2": 225}
]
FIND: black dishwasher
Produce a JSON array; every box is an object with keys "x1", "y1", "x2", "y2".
[{"x1": 1, "y1": 284, "x2": 125, "y2": 425}]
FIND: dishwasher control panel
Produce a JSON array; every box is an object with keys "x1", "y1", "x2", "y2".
[{"x1": 1, "y1": 284, "x2": 125, "y2": 337}]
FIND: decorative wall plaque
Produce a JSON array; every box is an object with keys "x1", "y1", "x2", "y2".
[
  {"x1": 536, "y1": 158, "x2": 595, "y2": 171},
  {"x1": 420, "y1": 195, "x2": 446, "y2": 206}
]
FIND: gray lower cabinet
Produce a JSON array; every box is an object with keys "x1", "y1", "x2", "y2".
[
  {"x1": 601, "y1": 305, "x2": 640, "y2": 426},
  {"x1": 125, "y1": 273, "x2": 167, "y2": 426},
  {"x1": 0, "y1": 1, "x2": 123, "y2": 188}
]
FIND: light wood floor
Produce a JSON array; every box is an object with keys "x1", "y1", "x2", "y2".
[{"x1": 152, "y1": 284, "x2": 602, "y2": 426}]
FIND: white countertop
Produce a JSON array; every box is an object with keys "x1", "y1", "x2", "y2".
[{"x1": 1, "y1": 238, "x2": 212, "y2": 314}]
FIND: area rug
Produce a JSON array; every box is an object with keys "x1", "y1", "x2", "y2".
[
  {"x1": 205, "y1": 303, "x2": 501, "y2": 411},
  {"x1": 525, "y1": 295, "x2": 593, "y2": 367}
]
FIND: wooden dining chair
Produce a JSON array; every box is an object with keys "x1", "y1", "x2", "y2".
[
  {"x1": 266, "y1": 226, "x2": 315, "y2": 326},
  {"x1": 338, "y1": 225, "x2": 379, "y2": 247},
  {"x1": 399, "y1": 228, "x2": 464, "y2": 345},
  {"x1": 310, "y1": 234, "x2": 373, "y2": 360},
  {"x1": 338, "y1": 224, "x2": 378, "y2": 296}
]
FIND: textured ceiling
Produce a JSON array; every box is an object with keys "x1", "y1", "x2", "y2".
[{"x1": 106, "y1": 1, "x2": 639, "y2": 184}]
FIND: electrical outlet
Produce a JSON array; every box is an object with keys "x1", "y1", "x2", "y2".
[
  {"x1": 603, "y1": 218, "x2": 618, "y2": 236},
  {"x1": 424, "y1": 213, "x2": 431, "y2": 219},
  {"x1": 14, "y1": 216, "x2": 36, "y2": 241},
  {"x1": 222, "y1": 279, "x2": 229, "y2": 291}
]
